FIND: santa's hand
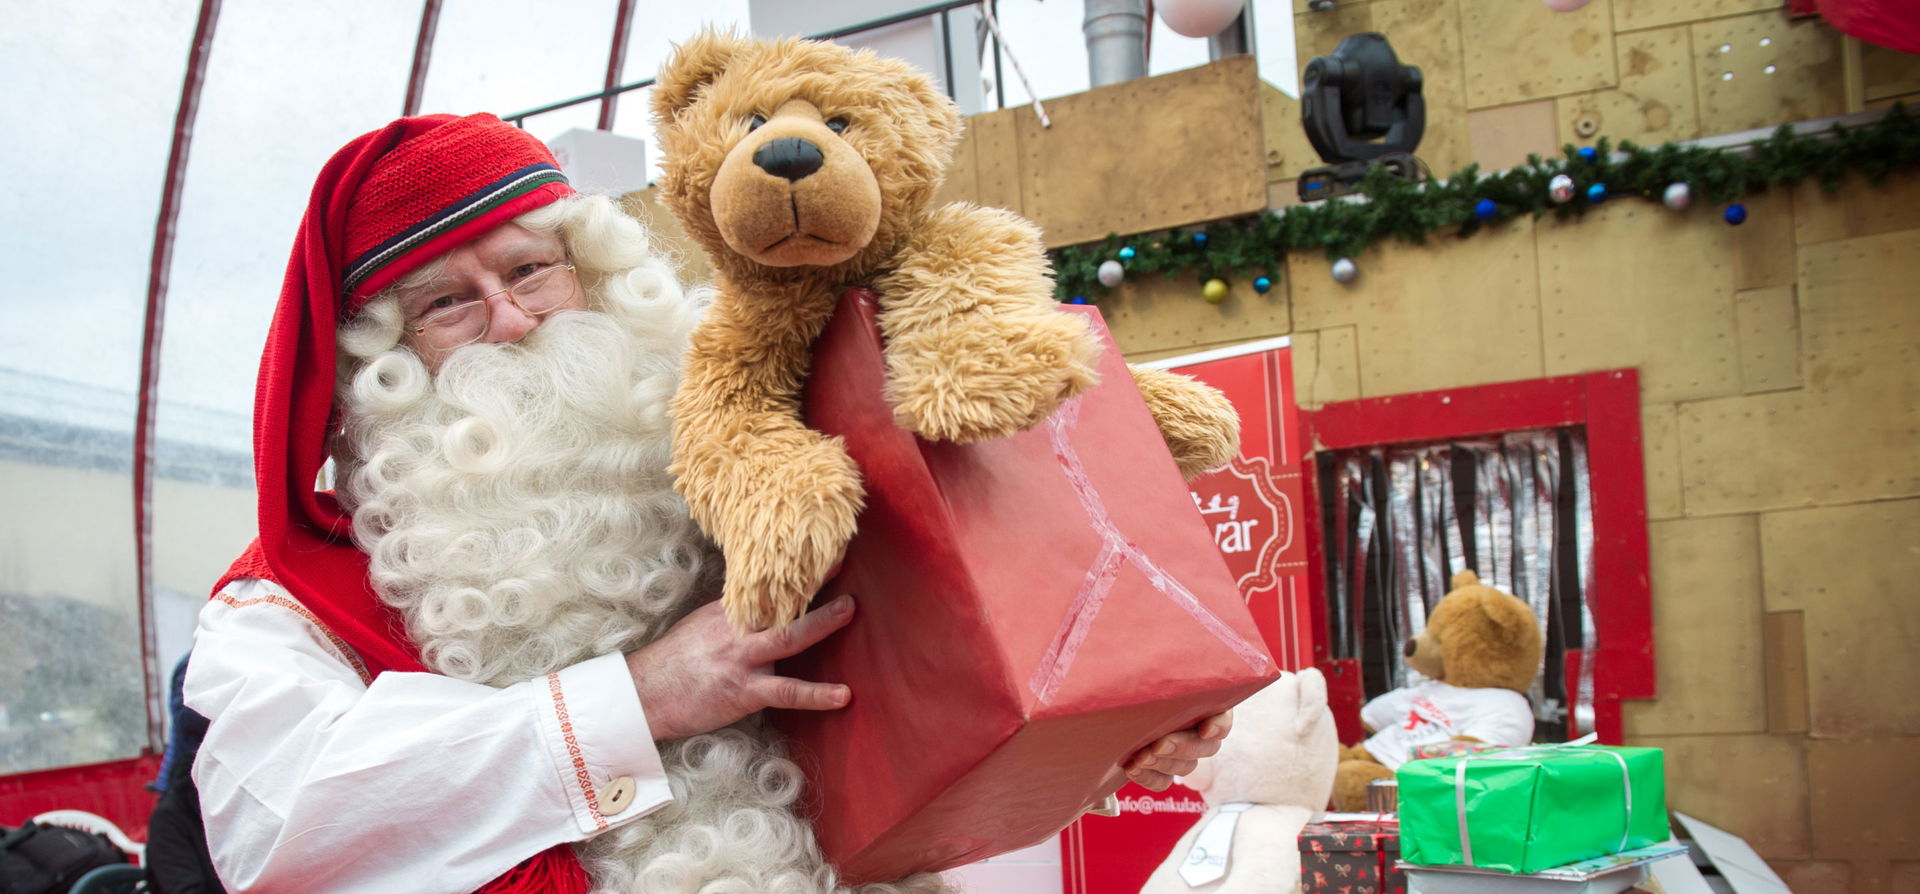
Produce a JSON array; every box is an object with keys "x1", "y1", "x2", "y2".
[
  {"x1": 625, "y1": 594, "x2": 857, "y2": 741},
  {"x1": 1121, "y1": 710, "x2": 1234, "y2": 792}
]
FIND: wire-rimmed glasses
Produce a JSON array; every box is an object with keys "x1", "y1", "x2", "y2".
[{"x1": 406, "y1": 264, "x2": 580, "y2": 349}]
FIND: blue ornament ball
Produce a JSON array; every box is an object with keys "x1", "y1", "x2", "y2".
[
  {"x1": 1118, "y1": 246, "x2": 1136, "y2": 261},
  {"x1": 1253, "y1": 276, "x2": 1273, "y2": 294},
  {"x1": 1069, "y1": 295, "x2": 1088, "y2": 305},
  {"x1": 1578, "y1": 146, "x2": 1598, "y2": 162},
  {"x1": 1474, "y1": 198, "x2": 1497, "y2": 221},
  {"x1": 1587, "y1": 183, "x2": 1607, "y2": 203},
  {"x1": 1724, "y1": 203, "x2": 1749, "y2": 226},
  {"x1": 1192, "y1": 232, "x2": 1209, "y2": 247}
]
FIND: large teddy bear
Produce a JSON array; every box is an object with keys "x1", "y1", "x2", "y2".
[
  {"x1": 652, "y1": 30, "x2": 1241, "y2": 631},
  {"x1": 1140, "y1": 669, "x2": 1338, "y2": 894},
  {"x1": 1332, "y1": 570, "x2": 1543, "y2": 811}
]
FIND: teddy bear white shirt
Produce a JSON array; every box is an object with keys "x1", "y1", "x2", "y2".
[
  {"x1": 184, "y1": 578, "x2": 674, "y2": 894},
  {"x1": 1359, "y1": 679, "x2": 1533, "y2": 769}
]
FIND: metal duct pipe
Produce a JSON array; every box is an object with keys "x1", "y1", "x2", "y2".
[
  {"x1": 1208, "y1": 9, "x2": 1250, "y2": 60},
  {"x1": 1084, "y1": 0, "x2": 1148, "y2": 87}
]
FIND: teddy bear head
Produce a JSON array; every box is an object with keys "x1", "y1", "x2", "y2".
[
  {"x1": 652, "y1": 30, "x2": 962, "y2": 276},
  {"x1": 1182, "y1": 669, "x2": 1337, "y2": 809},
  {"x1": 1404, "y1": 570, "x2": 1543, "y2": 693}
]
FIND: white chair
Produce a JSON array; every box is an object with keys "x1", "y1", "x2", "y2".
[{"x1": 30, "y1": 809, "x2": 145, "y2": 864}]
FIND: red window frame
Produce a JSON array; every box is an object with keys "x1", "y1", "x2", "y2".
[{"x1": 1297, "y1": 368, "x2": 1654, "y2": 744}]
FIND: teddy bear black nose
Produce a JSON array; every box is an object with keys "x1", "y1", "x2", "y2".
[
  {"x1": 1403, "y1": 638, "x2": 1418, "y2": 657},
  {"x1": 753, "y1": 137, "x2": 824, "y2": 182}
]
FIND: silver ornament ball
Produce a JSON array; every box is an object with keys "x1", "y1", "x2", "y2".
[
  {"x1": 1549, "y1": 173, "x2": 1576, "y2": 204},
  {"x1": 1097, "y1": 259, "x2": 1125, "y2": 288},
  {"x1": 1331, "y1": 257, "x2": 1358, "y2": 284},
  {"x1": 1663, "y1": 182, "x2": 1692, "y2": 211}
]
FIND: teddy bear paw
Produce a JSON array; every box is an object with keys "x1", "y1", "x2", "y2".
[
  {"x1": 711, "y1": 436, "x2": 864, "y2": 632},
  {"x1": 886, "y1": 307, "x2": 1102, "y2": 443}
]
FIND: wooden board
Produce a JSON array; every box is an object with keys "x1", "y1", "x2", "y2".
[
  {"x1": 1286, "y1": 218, "x2": 1545, "y2": 397},
  {"x1": 1762, "y1": 610, "x2": 1809, "y2": 733},
  {"x1": 1694, "y1": 14, "x2": 1846, "y2": 136},
  {"x1": 1555, "y1": 25, "x2": 1700, "y2": 150},
  {"x1": 1792, "y1": 170, "x2": 1920, "y2": 246},
  {"x1": 1760, "y1": 498, "x2": 1920, "y2": 739},
  {"x1": 1640, "y1": 402, "x2": 1683, "y2": 520},
  {"x1": 1676, "y1": 345, "x2": 1920, "y2": 515},
  {"x1": 1093, "y1": 273, "x2": 1292, "y2": 357},
  {"x1": 1621, "y1": 516, "x2": 1767, "y2": 736},
  {"x1": 968, "y1": 108, "x2": 1024, "y2": 214},
  {"x1": 1735, "y1": 285, "x2": 1802, "y2": 393},
  {"x1": 1460, "y1": 0, "x2": 1617, "y2": 109},
  {"x1": 1289, "y1": 0, "x2": 1473, "y2": 179},
  {"x1": 1797, "y1": 230, "x2": 1920, "y2": 361},
  {"x1": 620, "y1": 187, "x2": 711, "y2": 284},
  {"x1": 1612, "y1": 0, "x2": 1782, "y2": 34},
  {"x1": 1862, "y1": 39, "x2": 1920, "y2": 103},
  {"x1": 1288, "y1": 324, "x2": 1362, "y2": 409},
  {"x1": 1467, "y1": 100, "x2": 1560, "y2": 172},
  {"x1": 1536, "y1": 201, "x2": 1742, "y2": 404},
  {"x1": 1806, "y1": 738, "x2": 1920, "y2": 860},
  {"x1": 1619, "y1": 732, "x2": 1809, "y2": 859},
  {"x1": 1017, "y1": 57, "x2": 1266, "y2": 247}
]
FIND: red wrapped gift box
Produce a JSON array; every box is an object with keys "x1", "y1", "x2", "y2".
[
  {"x1": 779, "y1": 289, "x2": 1279, "y2": 883},
  {"x1": 1300, "y1": 820, "x2": 1406, "y2": 894}
]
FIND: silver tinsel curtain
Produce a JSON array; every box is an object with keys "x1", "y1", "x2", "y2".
[{"x1": 1321, "y1": 428, "x2": 1597, "y2": 740}]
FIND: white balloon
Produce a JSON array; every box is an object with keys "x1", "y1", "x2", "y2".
[
  {"x1": 1097, "y1": 259, "x2": 1125, "y2": 288},
  {"x1": 1156, "y1": 0, "x2": 1247, "y2": 38}
]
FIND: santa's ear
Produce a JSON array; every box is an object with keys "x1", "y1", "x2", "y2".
[{"x1": 653, "y1": 28, "x2": 744, "y2": 120}]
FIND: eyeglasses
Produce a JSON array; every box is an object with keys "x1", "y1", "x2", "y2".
[{"x1": 407, "y1": 264, "x2": 580, "y2": 349}]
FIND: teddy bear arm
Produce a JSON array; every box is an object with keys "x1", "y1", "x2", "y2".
[
  {"x1": 1128, "y1": 366, "x2": 1241, "y2": 480},
  {"x1": 871, "y1": 203, "x2": 1102, "y2": 442}
]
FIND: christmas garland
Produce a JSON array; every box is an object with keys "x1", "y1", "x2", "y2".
[{"x1": 1050, "y1": 103, "x2": 1920, "y2": 302}]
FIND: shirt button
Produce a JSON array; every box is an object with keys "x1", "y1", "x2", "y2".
[{"x1": 600, "y1": 776, "x2": 636, "y2": 816}]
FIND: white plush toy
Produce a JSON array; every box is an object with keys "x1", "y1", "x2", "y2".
[{"x1": 1140, "y1": 668, "x2": 1339, "y2": 894}]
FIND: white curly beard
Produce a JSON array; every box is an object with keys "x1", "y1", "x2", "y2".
[{"x1": 336, "y1": 300, "x2": 951, "y2": 894}]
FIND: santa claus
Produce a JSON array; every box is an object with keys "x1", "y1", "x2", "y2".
[{"x1": 182, "y1": 113, "x2": 1227, "y2": 894}]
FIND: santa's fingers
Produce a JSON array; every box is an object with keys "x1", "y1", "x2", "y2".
[
  {"x1": 747, "y1": 674, "x2": 852, "y2": 712},
  {"x1": 747, "y1": 593, "x2": 856, "y2": 662},
  {"x1": 1125, "y1": 766, "x2": 1181, "y2": 792}
]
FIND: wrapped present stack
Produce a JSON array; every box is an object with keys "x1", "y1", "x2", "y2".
[
  {"x1": 1299, "y1": 820, "x2": 1406, "y2": 894},
  {"x1": 1396, "y1": 742, "x2": 1670, "y2": 875}
]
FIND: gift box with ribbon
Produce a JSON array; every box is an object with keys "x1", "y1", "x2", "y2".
[
  {"x1": 1299, "y1": 820, "x2": 1406, "y2": 894},
  {"x1": 1396, "y1": 741, "x2": 1669, "y2": 874},
  {"x1": 779, "y1": 290, "x2": 1280, "y2": 883}
]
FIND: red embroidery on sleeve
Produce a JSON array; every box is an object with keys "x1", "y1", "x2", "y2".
[
  {"x1": 547, "y1": 672, "x2": 609, "y2": 830},
  {"x1": 212, "y1": 592, "x2": 374, "y2": 685}
]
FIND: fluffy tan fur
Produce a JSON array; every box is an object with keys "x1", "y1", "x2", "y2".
[
  {"x1": 1331, "y1": 570, "x2": 1544, "y2": 810},
  {"x1": 654, "y1": 30, "x2": 1238, "y2": 632}
]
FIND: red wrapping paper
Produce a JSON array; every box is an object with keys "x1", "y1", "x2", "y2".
[{"x1": 779, "y1": 289, "x2": 1279, "y2": 883}]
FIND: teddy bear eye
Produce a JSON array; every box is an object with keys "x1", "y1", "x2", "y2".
[
  {"x1": 825, "y1": 117, "x2": 849, "y2": 135},
  {"x1": 747, "y1": 114, "x2": 767, "y2": 131}
]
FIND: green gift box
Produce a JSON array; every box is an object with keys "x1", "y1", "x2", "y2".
[{"x1": 1397, "y1": 744, "x2": 1669, "y2": 874}]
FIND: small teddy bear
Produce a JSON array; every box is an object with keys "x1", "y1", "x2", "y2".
[
  {"x1": 1140, "y1": 668, "x2": 1338, "y2": 894},
  {"x1": 1331, "y1": 570, "x2": 1544, "y2": 811},
  {"x1": 652, "y1": 31, "x2": 1239, "y2": 631}
]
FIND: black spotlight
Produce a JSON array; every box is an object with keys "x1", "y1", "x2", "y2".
[{"x1": 1298, "y1": 33, "x2": 1426, "y2": 202}]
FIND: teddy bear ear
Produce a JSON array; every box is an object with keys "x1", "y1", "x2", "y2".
[
  {"x1": 653, "y1": 28, "x2": 746, "y2": 120},
  {"x1": 1450, "y1": 569, "x2": 1481, "y2": 590},
  {"x1": 1294, "y1": 668, "x2": 1329, "y2": 737}
]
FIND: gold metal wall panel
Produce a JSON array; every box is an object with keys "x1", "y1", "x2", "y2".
[
  {"x1": 1677, "y1": 346, "x2": 1920, "y2": 515},
  {"x1": 1793, "y1": 170, "x2": 1920, "y2": 246},
  {"x1": 1807, "y1": 738, "x2": 1920, "y2": 860},
  {"x1": 1798, "y1": 230, "x2": 1920, "y2": 362},
  {"x1": 1261, "y1": 81, "x2": 1318, "y2": 181},
  {"x1": 1862, "y1": 40, "x2": 1920, "y2": 102},
  {"x1": 1641, "y1": 403, "x2": 1683, "y2": 520},
  {"x1": 1290, "y1": 325, "x2": 1362, "y2": 409},
  {"x1": 1537, "y1": 202, "x2": 1741, "y2": 404},
  {"x1": 1693, "y1": 15, "x2": 1845, "y2": 136},
  {"x1": 1556, "y1": 25, "x2": 1700, "y2": 149},
  {"x1": 1461, "y1": 0, "x2": 1617, "y2": 109},
  {"x1": 621, "y1": 187, "x2": 712, "y2": 284},
  {"x1": 1290, "y1": 0, "x2": 1473, "y2": 179},
  {"x1": 1624, "y1": 516, "x2": 1767, "y2": 736},
  {"x1": 1761, "y1": 499, "x2": 1920, "y2": 739},
  {"x1": 1017, "y1": 57, "x2": 1266, "y2": 248},
  {"x1": 1621, "y1": 733, "x2": 1809, "y2": 859},
  {"x1": 1612, "y1": 0, "x2": 1782, "y2": 34},
  {"x1": 1286, "y1": 220, "x2": 1545, "y2": 397},
  {"x1": 1732, "y1": 187, "x2": 1796, "y2": 290},
  {"x1": 1762, "y1": 610, "x2": 1809, "y2": 733},
  {"x1": 1094, "y1": 275, "x2": 1291, "y2": 358},
  {"x1": 1735, "y1": 285, "x2": 1802, "y2": 393},
  {"x1": 968, "y1": 108, "x2": 1025, "y2": 214},
  {"x1": 1467, "y1": 100, "x2": 1560, "y2": 172}
]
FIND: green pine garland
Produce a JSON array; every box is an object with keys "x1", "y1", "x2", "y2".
[{"x1": 1051, "y1": 103, "x2": 1920, "y2": 302}]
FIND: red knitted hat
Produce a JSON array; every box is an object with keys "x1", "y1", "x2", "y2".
[{"x1": 232, "y1": 113, "x2": 574, "y2": 676}]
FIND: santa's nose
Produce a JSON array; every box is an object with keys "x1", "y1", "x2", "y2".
[{"x1": 754, "y1": 137, "x2": 824, "y2": 181}]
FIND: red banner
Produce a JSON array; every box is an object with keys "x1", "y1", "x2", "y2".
[{"x1": 1060, "y1": 339, "x2": 1313, "y2": 894}]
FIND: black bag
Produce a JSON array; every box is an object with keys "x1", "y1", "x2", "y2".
[{"x1": 0, "y1": 820, "x2": 131, "y2": 894}]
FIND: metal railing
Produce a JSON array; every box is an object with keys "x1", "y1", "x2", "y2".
[{"x1": 504, "y1": 0, "x2": 1001, "y2": 128}]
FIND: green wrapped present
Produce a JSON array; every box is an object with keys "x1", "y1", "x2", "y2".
[{"x1": 1397, "y1": 743, "x2": 1669, "y2": 874}]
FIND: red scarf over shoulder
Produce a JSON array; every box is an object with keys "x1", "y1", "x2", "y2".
[{"x1": 218, "y1": 113, "x2": 586, "y2": 894}]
